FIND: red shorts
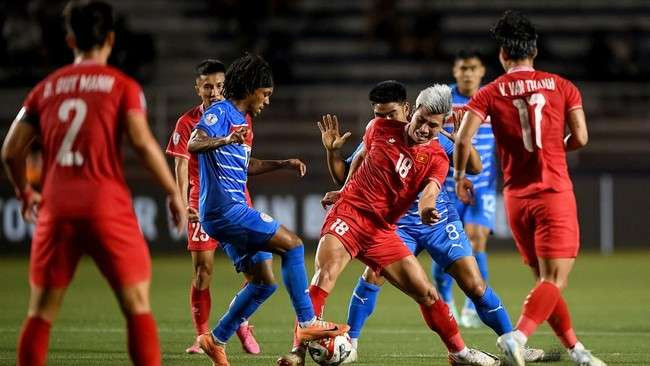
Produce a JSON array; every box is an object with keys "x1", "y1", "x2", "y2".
[
  {"x1": 30, "y1": 213, "x2": 151, "y2": 289},
  {"x1": 187, "y1": 221, "x2": 219, "y2": 251},
  {"x1": 321, "y1": 202, "x2": 411, "y2": 273},
  {"x1": 504, "y1": 190, "x2": 580, "y2": 267}
]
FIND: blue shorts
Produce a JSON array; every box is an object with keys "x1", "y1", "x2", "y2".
[
  {"x1": 454, "y1": 188, "x2": 496, "y2": 231},
  {"x1": 396, "y1": 220, "x2": 473, "y2": 270},
  {"x1": 202, "y1": 204, "x2": 279, "y2": 272}
]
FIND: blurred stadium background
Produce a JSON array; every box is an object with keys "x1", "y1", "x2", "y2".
[{"x1": 1, "y1": 0, "x2": 649, "y2": 252}]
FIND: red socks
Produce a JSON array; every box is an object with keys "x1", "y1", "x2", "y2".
[
  {"x1": 516, "y1": 281, "x2": 561, "y2": 337},
  {"x1": 420, "y1": 301, "x2": 465, "y2": 353},
  {"x1": 547, "y1": 296, "x2": 578, "y2": 348},
  {"x1": 17, "y1": 316, "x2": 51, "y2": 366},
  {"x1": 190, "y1": 286, "x2": 211, "y2": 335},
  {"x1": 308, "y1": 285, "x2": 329, "y2": 318},
  {"x1": 127, "y1": 313, "x2": 161, "y2": 366}
]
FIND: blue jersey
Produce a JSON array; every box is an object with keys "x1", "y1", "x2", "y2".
[
  {"x1": 444, "y1": 84, "x2": 497, "y2": 194},
  {"x1": 345, "y1": 134, "x2": 460, "y2": 228},
  {"x1": 195, "y1": 100, "x2": 251, "y2": 220}
]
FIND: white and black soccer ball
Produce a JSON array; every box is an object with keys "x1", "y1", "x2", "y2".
[{"x1": 307, "y1": 334, "x2": 353, "y2": 366}]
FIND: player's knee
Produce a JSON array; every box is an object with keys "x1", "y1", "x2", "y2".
[
  {"x1": 417, "y1": 286, "x2": 439, "y2": 306},
  {"x1": 313, "y1": 263, "x2": 341, "y2": 290},
  {"x1": 119, "y1": 284, "x2": 151, "y2": 315},
  {"x1": 463, "y1": 276, "x2": 486, "y2": 299}
]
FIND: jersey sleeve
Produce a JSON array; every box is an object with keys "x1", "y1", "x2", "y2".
[
  {"x1": 561, "y1": 78, "x2": 583, "y2": 112},
  {"x1": 437, "y1": 134, "x2": 454, "y2": 158},
  {"x1": 465, "y1": 85, "x2": 492, "y2": 121},
  {"x1": 362, "y1": 119, "x2": 378, "y2": 151},
  {"x1": 165, "y1": 116, "x2": 192, "y2": 159},
  {"x1": 20, "y1": 82, "x2": 43, "y2": 127},
  {"x1": 120, "y1": 78, "x2": 147, "y2": 116},
  {"x1": 345, "y1": 142, "x2": 365, "y2": 167}
]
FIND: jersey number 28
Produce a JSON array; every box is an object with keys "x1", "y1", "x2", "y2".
[{"x1": 56, "y1": 98, "x2": 87, "y2": 167}]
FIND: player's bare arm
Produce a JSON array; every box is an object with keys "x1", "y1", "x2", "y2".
[
  {"x1": 247, "y1": 157, "x2": 306, "y2": 177},
  {"x1": 125, "y1": 110, "x2": 186, "y2": 231},
  {"x1": 1, "y1": 111, "x2": 41, "y2": 222},
  {"x1": 564, "y1": 108, "x2": 588, "y2": 151},
  {"x1": 187, "y1": 127, "x2": 247, "y2": 153},
  {"x1": 454, "y1": 110, "x2": 483, "y2": 204},
  {"x1": 173, "y1": 156, "x2": 198, "y2": 222},
  {"x1": 418, "y1": 180, "x2": 442, "y2": 224},
  {"x1": 317, "y1": 114, "x2": 352, "y2": 185},
  {"x1": 344, "y1": 144, "x2": 366, "y2": 185},
  {"x1": 440, "y1": 109, "x2": 482, "y2": 175}
]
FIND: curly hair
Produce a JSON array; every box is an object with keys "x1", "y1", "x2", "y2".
[
  {"x1": 223, "y1": 54, "x2": 273, "y2": 100},
  {"x1": 491, "y1": 10, "x2": 538, "y2": 60}
]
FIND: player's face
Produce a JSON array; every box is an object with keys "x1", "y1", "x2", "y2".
[
  {"x1": 373, "y1": 102, "x2": 409, "y2": 122},
  {"x1": 408, "y1": 107, "x2": 444, "y2": 144},
  {"x1": 247, "y1": 87, "x2": 274, "y2": 116},
  {"x1": 195, "y1": 72, "x2": 225, "y2": 107},
  {"x1": 452, "y1": 57, "x2": 485, "y2": 94}
]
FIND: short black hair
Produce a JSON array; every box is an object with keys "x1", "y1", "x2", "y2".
[
  {"x1": 195, "y1": 59, "x2": 226, "y2": 77},
  {"x1": 369, "y1": 80, "x2": 407, "y2": 104},
  {"x1": 223, "y1": 54, "x2": 273, "y2": 100},
  {"x1": 454, "y1": 49, "x2": 484, "y2": 64},
  {"x1": 63, "y1": 0, "x2": 115, "y2": 52},
  {"x1": 491, "y1": 10, "x2": 538, "y2": 60}
]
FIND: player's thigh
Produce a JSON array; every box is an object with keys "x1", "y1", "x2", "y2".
[
  {"x1": 27, "y1": 285, "x2": 68, "y2": 322},
  {"x1": 381, "y1": 254, "x2": 439, "y2": 305},
  {"x1": 265, "y1": 225, "x2": 302, "y2": 254},
  {"x1": 29, "y1": 217, "x2": 84, "y2": 289},
  {"x1": 420, "y1": 221, "x2": 473, "y2": 271},
  {"x1": 114, "y1": 280, "x2": 151, "y2": 315},
  {"x1": 533, "y1": 190, "x2": 580, "y2": 262},
  {"x1": 464, "y1": 223, "x2": 491, "y2": 252},
  {"x1": 537, "y1": 257, "x2": 575, "y2": 290},
  {"x1": 245, "y1": 258, "x2": 276, "y2": 286},
  {"x1": 504, "y1": 194, "x2": 537, "y2": 268},
  {"x1": 191, "y1": 248, "x2": 216, "y2": 273},
  {"x1": 87, "y1": 214, "x2": 152, "y2": 290},
  {"x1": 312, "y1": 234, "x2": 352, "y2": 291},
  {"x1": 446, "y1": 256, "x2": 485, "y2": 297}
]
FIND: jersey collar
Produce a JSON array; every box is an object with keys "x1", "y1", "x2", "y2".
[{"x1": 507, "y1": 65, "x2": 535, "y2": 74}]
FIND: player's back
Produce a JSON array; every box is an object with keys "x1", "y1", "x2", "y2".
[
  {"x1": 24, "y1": 61, "x2": 145, "y2": 218},
  {"x1": 467, "y1": 66, "x2": 582, "y2": 196},
  {"x1": 342, "y1": 118, "x2": 449, "y2": 228}
]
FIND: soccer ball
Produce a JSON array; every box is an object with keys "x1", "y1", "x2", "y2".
[{"x1": 307, "y1": 334, "x2": 353, "y2": 366}]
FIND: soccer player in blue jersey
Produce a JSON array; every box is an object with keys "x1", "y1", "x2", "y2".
[
  {"x1": 319, "y1": 80, "x2": 543, "y2": 366},
  {"x1": 433, "y1": 50, "x2": 498, "y2": 328},
  {"x1": 187, "y1": 54, "x2": 349, "y2": 366}
]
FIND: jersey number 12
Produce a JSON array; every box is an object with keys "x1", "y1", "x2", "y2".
[
  {"x1": 56, "y1": 98, "x2": 87, "y2": 167},
  {"x1": 512, "y1": 93, "x2": 546, "y2": 152}
]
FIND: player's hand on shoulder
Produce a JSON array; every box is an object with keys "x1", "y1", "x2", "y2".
[
  {"x1": 20, "y1": 189, "x2": 41, "y2": 223},
  {"x1": 285, "y1": 158, "x2": 307, "y2": 178},
  {"x1": 321, "y1": 190, "x2": 342, "y2": 208},
  {"x1": 318, "y1": 114, "x2": 351, "y2": 151},
  {"x1": 226, "y1": 127, "x2": 248, "y2": 145},
  {"x1": 455, "y1": 177, "x2": 475, "y2": 205},
  {"x1": 420, "y1": 207, "x2": 441, "y2": 225},
  {"x1": 187, "y1": 206, "x2": 199, "y2": 223}
]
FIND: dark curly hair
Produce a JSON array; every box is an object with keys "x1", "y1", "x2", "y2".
[
  {"x1": 223, "y1": 54, "x2": 273, "y2": 100},
  {"x1": 63, "y1": 0, "x2": 114, "y2": 52},
  {"x1": 491, "y1": 10, "x2": 538, "y2": 60},
  {"x1": 369, "y1": 80, "x2": 407, "y2": 104}
]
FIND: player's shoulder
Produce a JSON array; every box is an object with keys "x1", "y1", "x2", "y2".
[{"x1": 178, "y1": 104, "x2": 203, "y2": 125}]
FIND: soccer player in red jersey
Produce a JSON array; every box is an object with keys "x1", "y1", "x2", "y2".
[
  {"x1": 1, "y1": 1, "x2": 185, "y2": 365},
  {"x1": 279, "y1": 85, "x2": 499, "y2": 366},
  {"x1": 166, "y1": 59, "x2": 261, "y2": 355},
  {"x1": 454, "y1": 11, "x2": 605, "y2": 366}
]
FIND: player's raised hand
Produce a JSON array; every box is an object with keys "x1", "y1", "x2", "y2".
[
  {"x1": 318, "y1": 114, "x2": 352, "y2": 151},
  {"x1": 455, "y1": 177, "x2": 475, "y2": 205},
  {"x1": 321, "y1": 190, "x2": 342, "y2": 208},
  {"x1": 421, "y1": 207, "x2": 441, "y2": 225},
  {"x1": 285, "y1": 158, "x2": 307, "y2": 177},
  {"x1": 168, "y1": 192, "x2": 187, "y2": 232},
  {"x1": 20, "y1": 189, "x2": 41, "y2": 223},
  {"x1": 226, "y1": 127, "x2": 248, "y2": 145},
  {"x1": 187, "y1": 206, "x2": 199, "y2": 223}
]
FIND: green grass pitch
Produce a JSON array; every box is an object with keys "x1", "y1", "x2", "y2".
[{"x1": 1, "y1": 251, "x2": 649, "y2": 365}]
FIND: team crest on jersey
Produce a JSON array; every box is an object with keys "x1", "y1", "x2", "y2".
[
  {"x1": 205, "y1": 113, "x2": 218, "y2": 126},
  {"x1": 172, "y1": 132, "x2": 181, "y2": 145},
  {"x1": 260, "y1": 212, "x2": 274, "y2": 223},
  {"x1": 415, "y1": 153, "x2": 429, "y2": 164},
  {"x1": 388, "y1": 137, "x2": 396, "y2": 144}
]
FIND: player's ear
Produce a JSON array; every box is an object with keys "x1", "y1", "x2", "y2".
[
  {"x1": 105, "y1": 31, "x2": 115, "y2": 49},
  {"x1": 531, "y1": 48, "x2": 538, "y2": 60},
  {"x1": 403, "y1": 102, "x2": 411, "y2": 120}
]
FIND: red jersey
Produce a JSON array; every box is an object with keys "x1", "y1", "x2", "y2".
[
  {"x1": 21, "y1": 61, "x2": 146, "y2": 218},
  {"x1": 339, "y1": 118, "x2": 449, "y2": 229},
  {"x1": 165, "y1": 105, "x2": 254, "y2": 209},
  {"x1": 466, "y1": 66, "x2": 582, "y2": 197}
]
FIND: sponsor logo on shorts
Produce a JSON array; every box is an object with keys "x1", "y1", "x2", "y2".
[{"x1": 260, "y1": 212, "x2": 274, "y2": 223}]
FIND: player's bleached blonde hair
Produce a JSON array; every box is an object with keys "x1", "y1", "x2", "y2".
[{"x1": 415, "y1": 84, "x2": 452, "y2": 118}]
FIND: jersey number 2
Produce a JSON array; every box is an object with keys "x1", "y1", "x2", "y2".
[
  {"x1": 512, "y1": 93, "x2": 546, "y2": 152},
  {"x1": 56, "y1": 98, "x2": 87, "y2": 166}
]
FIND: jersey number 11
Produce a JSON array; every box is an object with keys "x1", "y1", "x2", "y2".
[{"x1": 512, "y1": 93, "x2": 546, "y2": 152}]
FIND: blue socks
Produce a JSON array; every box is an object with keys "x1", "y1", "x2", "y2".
[
  {"x1": 347, "y1": 277, "x2": 381, "y2": 339},
  {"x1": 470, "y1": 286, "x2": 512, "y2": 335},
  {"x1": 281, "y1": 245, "x2": 315, "y2": 323},
  {"x1": 212, "y1": 283, "x2": 277, "y2": 343},
  {"x1": 464, "y1": 251, "x2": 489, "y2": 311},
  {"x1": 432, "y1": 262, "x2": 454, "y2": 303}
]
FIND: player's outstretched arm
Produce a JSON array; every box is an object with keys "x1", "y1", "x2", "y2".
[
  {"x1": 454, "y1": 111, "x2": 482, "y2": 202},
  {"x1": 419, "y1": 180, "x2": 442, "y2": 225},
  {"x1": 187, "y1": 128, "x2": 246, "y2": 153},
  {"x1": 564, "y1": 108, "x2": 588, "y2": 151},
  {"x1": 317, "y1": 114, "x2": 351, "y2": 185},
  {"x1": 1, "y1": 112, "x2": 41, "y2": 222},
  {"x1": 248, "y1": 157, "x2": 306, "y2": 177},
  {"x1": 125, "y1": 110, "x2": 186, "y2": 231}
]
